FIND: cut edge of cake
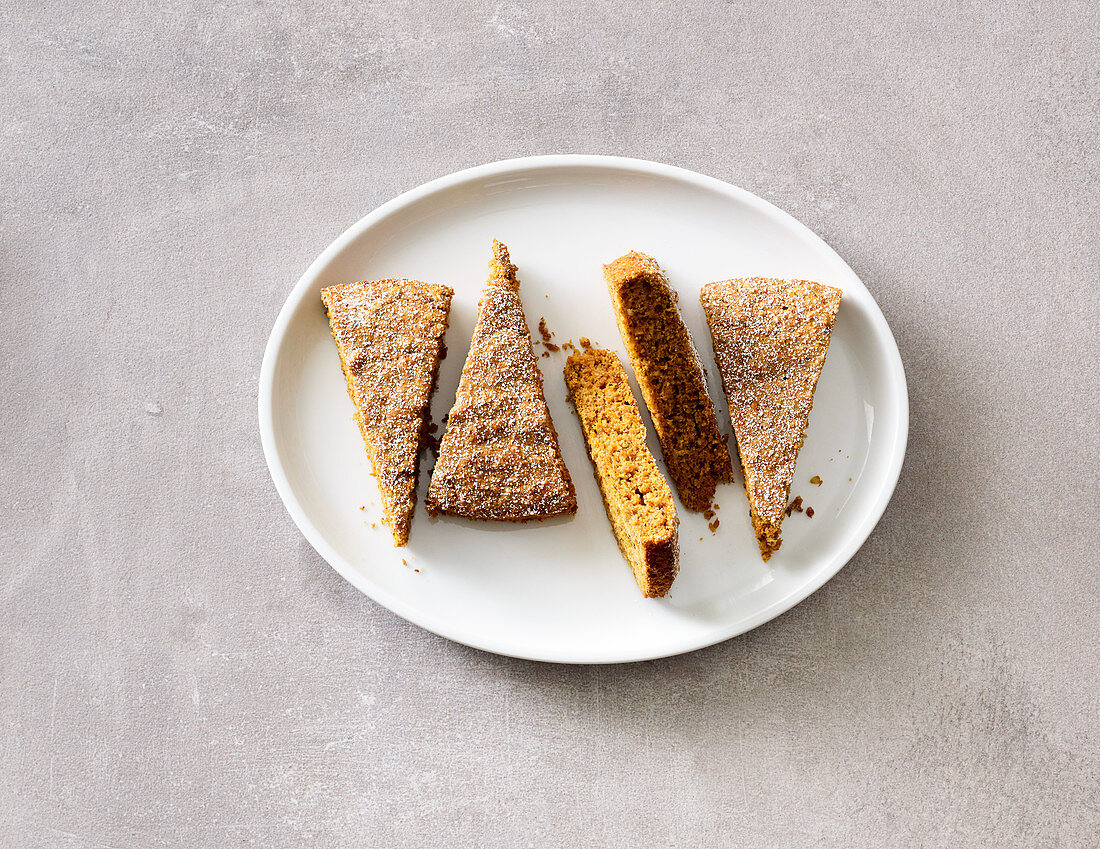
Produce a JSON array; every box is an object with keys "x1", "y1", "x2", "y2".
[
  {"x1": 564, "y1": 347, "x2": 679, "y2": 598},
  {"x1": 700, "y1": 277, "x2": 841, "y2": 561},
  {"x1": 603, "y1": 251, "x2": 732, "y2": 512},
  {"x1": 321, "y1": 278, "x2": 453, "y2": 547}
]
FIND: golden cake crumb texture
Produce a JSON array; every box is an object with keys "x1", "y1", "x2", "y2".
[
  {"x1": 565, "y1": 348, "x2": 678, "y2": 597},
  {"x1": 604, "y1": 252, "x2": 732, "y2": 512}
]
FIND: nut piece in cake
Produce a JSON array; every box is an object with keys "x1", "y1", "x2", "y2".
[
  {"x1": 427, "y1": 240, "x2": 576, "y2": 521},
  {"x1": 700, "y1": 278, "x2": 841, "y2": 561},
  {"x1": 603, "y1": 252, "x2": 732, "y2": 512},
  {"x1": 565, "y1": 348, "x2": 679, "y2": 598},
  {"x1": 321, "y1": 279, "x2": 453, "y2": 547}
]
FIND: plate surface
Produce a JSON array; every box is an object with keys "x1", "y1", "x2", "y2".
[{"x1": 259, "y1": 156, "x2": 908, "y2": 663}]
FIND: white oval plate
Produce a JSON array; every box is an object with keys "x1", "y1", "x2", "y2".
[{"x1": 259, "y1": 155, "x2": 908, "y2": 663}]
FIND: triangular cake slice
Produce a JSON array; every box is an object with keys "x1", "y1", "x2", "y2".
[
  {"x1": 426, "y1": 240, "x2": 576, "y2": 520},
  {"x1": 565, "y1": 348, "x2": 679, "y2": 597},
  {"x1": 700, "y1": 278, "x2": 841, "y2": 561},
  {"x1": 604, "y1": 252, "x2": 732, "y2": 512},
  {"x1": 321, "y1": 278, "x2": 453, "y2": 547}
]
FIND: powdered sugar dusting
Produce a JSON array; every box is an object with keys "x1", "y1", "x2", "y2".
[
  {"x1": 701, "y1": 277, "x2": 841, "y2": 558},
  {"x1": 321, "y1": 278, "x2": 453, "y2": 546},
  {"x1": 426, "y1": 240, "x2": 576, "y2": 521}
]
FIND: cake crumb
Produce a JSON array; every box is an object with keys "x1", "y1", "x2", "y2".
[
  {"x1": 579, "y1": 336, "x2": 592, "y2": 350},
  {"x1": 536, "y1": 318, "x2": 561, "y2": 354},
  {"x1": 810, "y1": 475, "x2": 822, "y2": 485},
  {"x1": 785, "y1": 496, "x2": 804, "y2": 517},
  {"x1": 805, "y1": 507, "x2": 815, "y2": 518}
]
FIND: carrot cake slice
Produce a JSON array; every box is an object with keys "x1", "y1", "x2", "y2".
[
  {"x1": 700, "y1": 278, "x2": 842, "y2": 561},
  {"x1": 321, "y1": 278, "x2": 453, "y2": 547},
  {"x1": 426, "y1": 240, "x2": 576, "y2": 520},
  {"x1": 565, "y1": 349, "x2": 679, "y2": 597},
  {"x1": 604, "y1": 252, "x2": 732, "y2": 512}
]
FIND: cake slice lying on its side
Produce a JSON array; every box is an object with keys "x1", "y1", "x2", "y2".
[
  {"x1": 565, "y1": 348, "x2": 679, "y2": 598},
  {"x1": 604, "y1": 252, "x2": 732, "y2": 512},
  {"x1": 321, "y1": 278, "x2": 453, "y2": 547},
  {"x1": 700, "y1": 278, "x2": 842, "y2": 561},
  {"x1": 427, "y1": 240, "x2": 576, "y2": 521}
]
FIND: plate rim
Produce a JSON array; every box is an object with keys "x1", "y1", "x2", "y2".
[{"x1": 257, "y1": 154, "x2": 909, "y2": 664}]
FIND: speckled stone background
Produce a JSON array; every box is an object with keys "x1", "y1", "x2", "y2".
[{"x1": 2, "y1": 1, "x2": 1098, "y2": 846}]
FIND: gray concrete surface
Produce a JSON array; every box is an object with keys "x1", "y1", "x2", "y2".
[{"x1": 2, "y1": 1, "x2": 1098, "y2": 846}]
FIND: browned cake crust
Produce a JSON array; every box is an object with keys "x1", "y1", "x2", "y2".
[
  {"x1": 426, "y1": 240, "x2": 576, "y2": 521},
  {"x1": 700, "y1": 278, "x2": 841, "y2": 561},
  {"x1": 604, "y1": 252, "x2": 732, "y2": 512},
  {"x1": 565, "y1": 349, "x2": 679, "y2": 597},
  {"x1": 321, "y1": 278, "x2": 453, "y2": 547}
]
